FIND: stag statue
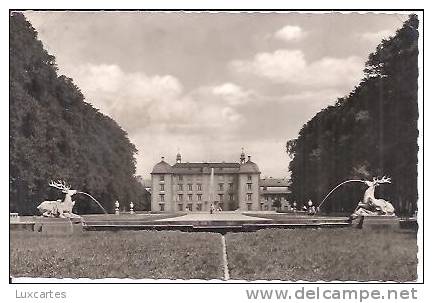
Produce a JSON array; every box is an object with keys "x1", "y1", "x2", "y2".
[
  {"x1": 37, "y1": 180, "x2": 81, "y2": 218},
  {"x1": 350, "y1": 176, "x2": 395, "y2": 219}
]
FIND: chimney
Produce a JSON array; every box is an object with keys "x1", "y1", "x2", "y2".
[
  {"x1": 248, "y1": 155, "x2": 251, "y2": 161},
  {"x1": 161, "y1": 156, "x2": 165, "y2": 161}
]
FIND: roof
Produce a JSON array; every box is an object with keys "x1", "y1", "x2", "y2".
[
  {"x1": 151, "y1": 160, "x2": 172, "y2": 174},
  {"x1": 259, "y1": 178, "x2": 290, "y2": 187},
  {"x1": 239, "y1": 160, "x2": 260, "y2": 174},
  {"x1": 151, "y1": 159, "x2": 261, "y2": 175},
  {"x1": 172, "y1": 162, "x2": 241, "y2": 174},
  {"x1": 173, "y1": 162, "x2": 240, "y2": 168},
  {"x1": 260, "y1": 190, "x2": 291, "y2": 195}
]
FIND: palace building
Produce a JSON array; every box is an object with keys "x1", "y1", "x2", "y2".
[
  {"x1": 150, "y1": 150, "x2": 261, "y2": 212},
  {"x1": 259, "y1": 178, "x2": 291, "y2": 211}
]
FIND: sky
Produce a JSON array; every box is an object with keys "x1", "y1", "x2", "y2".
[{"x1": 24, "y1": 11, "x2": 407, "y2": 179}]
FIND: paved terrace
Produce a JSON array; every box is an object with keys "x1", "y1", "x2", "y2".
[{"x1": 156, "y1": 212, "x2": 271, "y2": 222}]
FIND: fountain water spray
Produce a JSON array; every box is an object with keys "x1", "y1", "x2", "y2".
[
  {"x1": 209, "y1": 167, "x2": 215, "y2": 208},
  {"x1": 316, "y1": 179, "x2": 364, "y2": 211},
  {"x1": 76, "y1": 191, "x2": 108, "y2": 214},
  {"x1": 37, "y1": 180, "x2": 108, "y2": 217}
]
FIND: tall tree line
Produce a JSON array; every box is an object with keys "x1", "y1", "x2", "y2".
[
  {"x1": 286, "y1": 15, "x2": 419, "y2": 215},
  {"x1": 10, "y1": 13, "x2": 150, "y2": 214}
]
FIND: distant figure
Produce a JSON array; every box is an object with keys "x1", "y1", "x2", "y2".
[{"x1": 307, "y1": 200, "x2": 316, "y2": 215}]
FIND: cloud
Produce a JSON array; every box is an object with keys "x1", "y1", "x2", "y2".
[
  {"x1": 62, "y1": 63, "x2": 248, "y2": 135},
  {"x1": 211, "y1": 82, "x2": 251, "y2": 106},
  {"x1": 360, "y1": 29, "x2": 394, "y2": 43},
  {"x1": 63, "y1": 63, "x2": 191, "y2": 131},
  {"x1": 274, "y1": 25, "x2": 305, "y2": 42},
  {"x1": 62, "y1": 63, "x2": 349, "y2": 179},
  {"x1": 231, "y1": 49, "x2": 364, "y2": 88},
  {"x1": 221, "y1": 106, "x2": 244, "y2": 123}
]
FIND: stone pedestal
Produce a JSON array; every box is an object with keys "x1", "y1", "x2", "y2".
[
  {"x1": 34, "y1": 217, "x2": 84, "y2": 235},
  {"x1": 352, "y1": 215, "x2": 399, "y2": 230},
  {"x1": 10, "y1": 212, "x2": 20, "y2": 223}
]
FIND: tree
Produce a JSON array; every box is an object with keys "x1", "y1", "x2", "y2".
[
  {"x1": 286, "y1": 15, "x2": 419, "y2": 215},
  {"x1": 10, "y1": 13, "x2": 150, "y2": 214}
]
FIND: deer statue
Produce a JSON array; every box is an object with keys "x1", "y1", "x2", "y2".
[
  {"x1": 37, "y1": 180, "x2": 79, "y2": 218},
  {"x1": 351, "y1": 176, "x2": 395, "y2": 218}
]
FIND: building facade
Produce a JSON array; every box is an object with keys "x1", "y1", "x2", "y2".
[
  {"x1": 150, "y1": 151, "x2": 261, "y2": 212},
  {"x1": 259, "y1": 178, "x2": 291, "y2": 211}
]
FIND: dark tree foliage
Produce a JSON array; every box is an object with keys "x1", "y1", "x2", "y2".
[
  {"x1": 287, "y1": 15, "x2": 419, "y2": 215},
  {"x1": 10, "y1": 13, "x2": 150, "y2": 214}
]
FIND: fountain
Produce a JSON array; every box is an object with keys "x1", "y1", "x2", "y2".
[
  {"x1": 316, "y1": 176, "x2": 396, "y2": 228},
  {"x1": 36, "y1": 180, "x2": 108, "y2": 217},
  {"x1": 76, "y1": 191, "x2": 108, "y2": 214},
  {"x1": 209, "y1": 167, "x2": 215, "y2": 213},
  {"x1": 34, "y1": 180, "x2": 108, "y2": 234}
]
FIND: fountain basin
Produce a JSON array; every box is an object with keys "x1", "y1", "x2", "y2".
[{"x1": 83, "y1": 212, "x2": 352, "y2": 232}]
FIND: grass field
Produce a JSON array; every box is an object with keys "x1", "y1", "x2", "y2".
[
  {"x1": 225, "y1": 228, "x2": 418, "y2": 281},
  {"x1": 10, "y1": 231, "x2": 223, "y2": 279},
  {"x1": 10, "y1": 228, "x2": 417, "y2": 281}
]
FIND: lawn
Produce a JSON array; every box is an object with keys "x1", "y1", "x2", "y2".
[
  {"x1": 10, "y1": 230, "x2": 223, "y2": 280},
  {"x1": 10, "y1": 228, "x2": 418, "y2": 281},
  {"x1": 225, "y1": 228, "x2": 418, "y2": 281}
]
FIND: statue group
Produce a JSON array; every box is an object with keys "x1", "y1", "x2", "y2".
[
  {"x1": 37, "y1": 180, "x2": 81, "y2": 219},
  {"x1": 350, "y1": 176, "x2": 395, "y2": 219}
]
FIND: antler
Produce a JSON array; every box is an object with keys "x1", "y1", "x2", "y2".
[
  {"x1": 375, "y1": 176, "x2": 391, "y2": 184},
  {"x1": 49, "y1": 180, "x2": 71, "y2": 191},
  {"x1": 380, "y1": 176, "x2": 391, "y2": 183}
]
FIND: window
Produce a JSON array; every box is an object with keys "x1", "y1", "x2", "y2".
[
  {"x1": 187, "y1": 203, "x2": 193, "y2": 211},
  {"x1": 197, "y1": 203, "x2": 202, "y2": 211},
  {"x1": 178, "y1": 194, "x2": 183, "y2": 201},
  {"x1": 159, "y1": 175, "x2": 165, "y2": 182},
  {"x1": 160, "y1": 184, "x2": 164, "y2": 191},
  {"x1": 178, "y1": 184, "x2": 183, "y2": 191},
  {"x1": 159, "y1": 203, "x2": 165, "y2": 211},
  {"x1": 159, "y1": 194, "x2": 165, "y2": 202},
  {"x1": 188, "y1": 184, "x2": 193, "y2": 191},
  {"x1": 178, "y1": 175, "x2": 183, "y2": 181},
  {"x1": 229, "y1": 194, "x2": 234, "y2": 201},
  {"x1": 219, "y1": 194, "x2": 224, "y2": 202},
  {"x1": 219, "y1": 183, "x2": 224, "y2": 191},
  {"x1": 265, "y1": 196, "x2": 269, "y2": 201},
  {"x1": 197, "y1": 183, "x2": 202, "y2": 191},
  {"x1": 247, "y1": 203, "x2": 252, "y2": 211},
  {"x1": 247, "y1": 193, "x2": 252, "y2": 201},
  {"x1": 188, "y1": 194, "x2": 193, "y2": 201},
  {"x1": 229, "y1": 183, "x2": 233, "y2": 190},
  {"x1": 197, "y1": 194, "x2": 202, "y2": 201},
  {"x1": 247, "y1": 175, "x2": 252, "y2": 181},
  {"x1": 178, "y1": 204, "x2": 183, "y2": 211},
  {"x1": 247, "y1": 183, "x2": 252, "y2": 190}
]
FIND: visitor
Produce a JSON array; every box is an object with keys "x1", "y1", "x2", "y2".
[{"x1": 307, "y1": 200, "x2": 316, "y2": 215}]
